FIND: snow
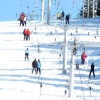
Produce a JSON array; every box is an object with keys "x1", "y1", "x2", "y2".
[{"x1": 0, "y1": 18, "x2": 100, "y2": 100}]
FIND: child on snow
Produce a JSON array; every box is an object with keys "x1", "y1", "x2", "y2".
[{"x1": 25, "y1": 48, "x2": 29, "y2": 60}]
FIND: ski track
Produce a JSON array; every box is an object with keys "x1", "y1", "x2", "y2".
[{"x1": 0, "y1": 20, "x2": 100, "y2": 100}]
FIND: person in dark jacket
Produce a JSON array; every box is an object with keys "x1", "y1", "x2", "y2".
[
  {"x1": 61, "y1": 11, "x2": 65, "y2": 21},
  {"x1": 65, "y1": 14, "x2": 70, "y2": 24},
  {"x1": 20, "y1": 12, "x2": 25, "y2": 26},
  {"x1": 32, "y1": 59, "x2": 37, "y2": 74},
  {"x1": 89, "y1": 63, "x2": 95, "y2": 79}
]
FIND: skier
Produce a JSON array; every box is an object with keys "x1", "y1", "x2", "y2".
[
  {"x1": 65, "y1": 14, "x2": 70, "y2": 24},
  {"x1": 23, "y1": 29, "x2": 27, "y2": 40},
  {"x1": 61, "y1": 11, "x2": 65, "y2": 21},
  {"x1": 81, "y1": 52, "x2": 87, "y2": 65},
  {"x1": 89, "y1": 63, "x2": 95, "y2": 79},
  {"x1": 73, "y1": 37, "x2": 77, "y2": 55},
  {"x1": 25, "y1": 48, "x2": 29, "y2": 60},
  {"x1": 37, "y1": 59, "x2": 41, "y2": 75},
  {"x1": 32, "y1": 59, "x2": 38, "y2": 74},
  {"x1": 24, "y1": 15, "x2": 27, "y2": 26},
  {"x1": 26, "y1": 29, "x2": 31, "y2": 41},
  {"x1": 57, "y1": 12, "x2": 61, "y2": 20},
  {"x1": 20, "y1": 12, "x2": 25, "y2": 26}
]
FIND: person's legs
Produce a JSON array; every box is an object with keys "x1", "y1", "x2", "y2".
[
  {"x1": 89, "y1": 70, "x2": 92, "y2": 78},
  {"x1": 32, "y1": 68, "x2": 35, "y2": 74},
  {"x1": 93, "y1": 70, "x2": 95, "y2": 77},
  {"x1": 27, "y1": 54, "x2": 29, "y2": 60},
  {"x1": 66, "y1": 20, "x2": 67, "y2": 24},
  {"x1": 25, "y1": 54, "x2": 27, "y2": 60},
  {"x1": 39, "y1": 68, "x2": 41, "y2": 75},
  {"x1": 24, "y1": 35, "x2": 26, "y2": 40},
  {"x1": 68, "y1": 20, "x2": 69, "y2": 24},
  {"x1": 35, "y1": 67, "x2": 37, "y2": 74}
]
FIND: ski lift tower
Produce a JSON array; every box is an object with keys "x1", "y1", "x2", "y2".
[
  {"x1": 47, "y1": 0, "x2": 51, "y2": 24},
  {"x1": 62, "y1": 26, "x2": 69, "y2": 74},
  {"x1": 41, "y1": 0, "x2": 44, "y2": 22},
  {"x1": 60, "y1": 25, "x2": 77, "y2": 99},
  {"x1": 59, "y1": 25, "x2": 76, "y2": 99}
]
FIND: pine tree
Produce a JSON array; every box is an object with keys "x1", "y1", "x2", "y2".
[
  {"x1": 79, "y1": 0, "x2": 97, "y2": 18},
  {"x1": 97, "y1": 0, "x2": 100, "y2": 16}
]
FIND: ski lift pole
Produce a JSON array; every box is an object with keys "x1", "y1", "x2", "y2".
[
  {"x1": 39, "y1": 83, "x2": 42, "y2": 100},
  {"x1": 69, "y1": 48, "x2": 75, "y2": 99},
  {"x1": 47, "y1": 0, "x2": 51, "y2": 24},
  {"x1": 64, "y1": 90, "x2": 67, "y2": 100},
  {"x1": 62, "y1": 29, "x2": 67, "y2": 74},
  {"x1": 41, "y1": 0, "x2": 44, "y2": 22}
]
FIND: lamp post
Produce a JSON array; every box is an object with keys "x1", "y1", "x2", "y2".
[
  {"x1": 69, "y1": 48, "x2": 75, "y2": 98},
  {"x1": 47, "y1": 0, "x2": 51, "y2": 24},
  {"x1": 62, "y1": 29, "x2": 68, "y2": 74},
  {"x1": 83, "y1": 0, "x2": 85, "y2": 18},
  {"x1": 93, "y1": 0, "x2": 95, "y2": 17},
  {"x1": 41, "y1": 0, "x2": 44, "y2": 22},
  {"x1": 87, "y1": 0, "x2": 90, "y2": 18}
]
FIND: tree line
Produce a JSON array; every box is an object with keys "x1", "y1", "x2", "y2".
[{"x1": 79, "y1": 0, "x2": 100, "y2": 18}]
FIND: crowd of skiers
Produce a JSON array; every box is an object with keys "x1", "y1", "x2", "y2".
[
  {"x1": 57, "y1": 11, "x2": 70, "y2": 24},
  {"x1": 20, "y1": 11, "x2": 95, "y2": 78},
  {"x1": 24, "y1": 48, "x2": 41, "y2": 75},
  {"x1": 24, "y1": 47, "x2": 95, "y2": 78},
  {"x1": 19, "y1": 11, "x2": 70, "y2": 26},
  {"x1": 81, "y1": 51, "x2": 95, "y2": 79}
]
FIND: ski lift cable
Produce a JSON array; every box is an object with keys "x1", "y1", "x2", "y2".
[
  {"x1": 19, "y1": 0, "x2": 23, "y2": 7},
  {"x1": 87, "y1": 64, "x2": 96, "y2": 96},
  {"x1": 58, "y1": 0, "x2": 63, "y2": 11},
  {"x1": 16, "y1": 0, "x2": 23, "y2": 17},
  {"x1": 78, "y1": 67, "x2": 86, "y2": 100},
  {"x1": 26, "y1": 0, "x2": 30, "y2": 14},
  {"x1": 54, "y1": 0, "x2": 63, "y2": 15},
  {"x1": 73, "y1": 0, "x2": 87, "y2": 25}
]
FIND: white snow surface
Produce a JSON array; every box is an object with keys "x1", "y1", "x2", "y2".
[{"x1": 0, "y1": 17, "x2": 100, "y2": 100}]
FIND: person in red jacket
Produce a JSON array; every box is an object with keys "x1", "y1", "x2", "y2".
[
  {"x1": 20, "y1": 12, "x2": 25, "y2": 26},
  {"x1": 81, "y1": 52, "x2": 87, "y2": 65},
  {"x1": 23, "y1": 29, "x2": 27, "y2": 40},
  {"x1": 26, "y1": 29, "x2": 30, "y2": 41}
]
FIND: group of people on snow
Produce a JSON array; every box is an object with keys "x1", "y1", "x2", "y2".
[
  {"x1": 81, "y1": 51, "x2": 95, "y2": 79},
  {"x1": 32, "y1": 58, "x2": 41, "y2": 75},
  {"x1": 19, "y1": 11, "x2": 69, "y2": 26},
  {"x1": 23, "y1": 28, "x2": 31, "y2": 41},
  {"x1": 57, "y1": 11, "x2": 70, "y2": 24},
  {"x1": 24, "y1": 48, "x2": 41, "y2": 75},
  {"x1": 21, "y1": 11, "x2": 95, "y2": 78},
  {"x1": 24, "y1": 47, "x2": 95, "y2": 78}
]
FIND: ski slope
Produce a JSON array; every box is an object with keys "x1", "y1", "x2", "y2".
[{"x1": 0, "y1": 17, "x2": 100, "y2": 100}]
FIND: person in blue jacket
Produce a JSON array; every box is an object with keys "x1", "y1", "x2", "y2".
[{"x1": 37, "y1": 59, "x2": 41, "y2": 75}]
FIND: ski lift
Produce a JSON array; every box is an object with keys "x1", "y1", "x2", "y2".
[
  {"x1": 27, "y1": 6, "x2": 29, "y2": 8},
  {"x1": 76, "y1": 63, "x2": 79, "y2": 69},
  {"x1": 34, "y1": 0, "x2": 39, "y2": 8},
  {"x1": 72, "y1": 1, "x2": 74, "y2": 8}
]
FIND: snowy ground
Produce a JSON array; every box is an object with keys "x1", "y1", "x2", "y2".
[{"x1": 0, "y1": 18, "x2": 100, "y2": 100}]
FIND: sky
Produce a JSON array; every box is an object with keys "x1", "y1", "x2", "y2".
[
  {"x1": 0, "y1": 0, "x2": 83, "y2": 22},
  {"x1": 0, "y1": 17, "x2": 100, "y2": 100}
]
